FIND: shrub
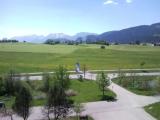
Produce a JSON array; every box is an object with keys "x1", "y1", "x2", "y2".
[
  {"x1": 0, "y1": 76, "x2": 5, "y2": 96},
  {"x1": 4, "y1": 70, "x2": 17, "y2": 96},
  {"x1": 105, "y1": 42, "x2": 110, "y2": 46},
  {"x1": 100, "y1": 45, "x2": 105, "y2": 49},
  {"x1": 155, "y1": 77, "x2": 160, "y2": 93},
  {"x1": 78, "y1": 75, "x2": 83, "y2": 82}
]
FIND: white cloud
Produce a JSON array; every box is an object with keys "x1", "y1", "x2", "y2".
[
  {"x1": 126, "y1": 0, "x2": 133, "y2": 3},
  {"x1": 104, "y1": 0, "x2": 118, "y2": 5}
]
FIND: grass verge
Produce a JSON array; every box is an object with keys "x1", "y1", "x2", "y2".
[
  {"x1": 113, "y1": 76, "x2": 159, "y2": 96},
  {"x1": 144, "y1": 102, "x2": 160, "y2": 120}
]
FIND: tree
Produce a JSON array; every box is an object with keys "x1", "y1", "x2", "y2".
[
  {"x1": 4, "y1": 70, "x2": 16, "y2": 96},
  {"x1": 48, "y1": 82, "x2": 70, "y2": 120},
  {"x1": 83, "y1": 64, "x2": 87, "y2": 79},
  {"x1": 13, "y1": 82, "x2": 32, "y2": 120},
  {"x1": 44, "y1": 66, "x2": 71, "y2": 120},
  {"x1": 42, "y1": 73, "x2": 51, "y2": 93},
  {"x1": 96, "y1": 72, "x2": 110, "y2": 99},
  {"x1": 74, "y1": 103, "x2": 84, "y2": 120},
  {"x1": 130, "y1": 72, "x2": 137, "y2": 88},
  {"x1": 3, "y1": 109, "x2": 14, "y2": 120},
  {"x1": 0, "y1": 76, "x2": 5, "y2": 96},
  {"x1": 117, "y1": 69, "x2": 126, "y2": 85},
  {"x1": 135, "y1": 40, "x2": 140, "y2": 45},
  {"x1": 53, "y1": 66, "x2": 70, "y2": 90}
]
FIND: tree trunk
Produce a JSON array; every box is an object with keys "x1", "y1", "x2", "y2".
[{"x1": 102, "y1": 87, "x2": 105, "y2": 99}]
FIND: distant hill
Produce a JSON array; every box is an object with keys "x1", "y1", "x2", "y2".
[
  {"x1": 12, "y1": 32, "x2": 96, "y2": 43},
  {"x1": 86, "y1": 23, "x2": 160, "y2": 44}
]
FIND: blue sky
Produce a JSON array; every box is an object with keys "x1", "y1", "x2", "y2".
[{"x1": 0, "y1": 0, "x2": 160, "y2": 38}]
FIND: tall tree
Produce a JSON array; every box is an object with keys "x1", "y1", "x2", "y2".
[
  {"x1": 13, "y1": 82, "x2": 32, "y2": 120},
  {"x1": 0, "y1": 76, "x2": 5, "y2": 96},
  {"x1": 45, "y1": 66, "x2": 70, "y2": 120},
  {"x1": 74, "y1": 103, "x2": 84, "y2": 120},
  {"x1": 53, "y1": 66, "x2": 70, "y2": 90},
  {"x1": 96, "y1": 72, "x2": 110, "y2": 99},
  {"x1": 4, "y1": 70, "x2": 16, "y2": 96},
  {"x1": 42, "y1": 73, "x2": 51, "y2": 93}
]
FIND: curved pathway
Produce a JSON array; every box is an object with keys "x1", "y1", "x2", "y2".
[{"x1": 71, "y1": 72, "x2": 160, "y2": 120}]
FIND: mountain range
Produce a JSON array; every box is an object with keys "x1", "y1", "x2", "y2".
[
  {"x1": 86, "y1": 23, "x2": 160, "y2": 44},
  {"x1": 11, "y1": 22, "x2": 160, "y2": 43},
  {"x1": 11, "y1": 32, "x2": 97, "y2": 43}
]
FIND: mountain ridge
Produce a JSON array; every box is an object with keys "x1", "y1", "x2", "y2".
[
  {"x1": 11, "y1": 32, "x2": 97, "y2": 43},
  {"x1": 92, "y1": 23, "x2": 160, "y2": 44},
  {"x1": 11, "y1": 22, "x2": 160, "y2": 43}
]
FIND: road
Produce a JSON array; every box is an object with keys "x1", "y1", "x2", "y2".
[{"x1": 1, "y1": 72, "x2": 160, "y2": 120}]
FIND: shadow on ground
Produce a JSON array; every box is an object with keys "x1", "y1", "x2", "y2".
[{"x1": 100, "y1": 95, "x2": 117, "y2": 102}]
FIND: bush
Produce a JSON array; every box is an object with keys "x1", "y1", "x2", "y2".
[
  {"x1": 78, "y1": 75, "x2": 83, "y2": 82},
  {"x1": 155, "y1": 77, "x2": 160, "y2": 93},
  {"x1": 105, "y1": 42, "x2": 110, "y2": 46},
  {"x1": 12, "y1": 82, "x2": 32, "y2": 120},
  {"x1": 100, "y1": 45, "x2": 105, "y2": 49},
  {"x1": 4, "y1": 71, "x2": 16, "y2": 96},
  {"x1": 0, "y1": 76, "x2": 6, "y2": 96}
]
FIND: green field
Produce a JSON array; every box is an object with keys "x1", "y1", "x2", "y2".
[
  {"x1": 145, "y1": 102, "x2": 160, "y2": 120},
  {"x1": 0, "y1": 43, "x2": 160, "y2": 74}
]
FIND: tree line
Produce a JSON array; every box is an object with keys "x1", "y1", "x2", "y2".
[{"x1": 0, "y1": 39, "x2": 19, "y2": 43}]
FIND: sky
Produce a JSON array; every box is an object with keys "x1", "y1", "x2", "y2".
[{"x1": 0, "y1": 0, "x2": 160, "y2": 38}]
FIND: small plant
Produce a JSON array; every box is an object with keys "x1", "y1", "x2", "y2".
[
  {"x1": 155, "y1": 77, "x2": 160, "y2": 94},
  {"x1": 140, "y1": 61, "x2": 146, "y2": 70},
  {"x1": 78, "y1": 75, "x2": 83, "y2": 82}
]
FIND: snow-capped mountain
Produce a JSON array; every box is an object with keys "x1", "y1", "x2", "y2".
[{"x1": 11, "y1": 32, "x2": 97, "y2": 43}]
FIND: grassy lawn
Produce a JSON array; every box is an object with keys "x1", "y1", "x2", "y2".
[
  {"x1": 144, "y1": 102, "x2": 160, "y2": 120},
  {"x1": 113, "y1": 76, "x2": 159, "y2": 96},
  {"x1": 0, "y1": 80, "x2": 116, "y2": 108},
  {"x1": 0, "y1": 43, "x2": 160, "y2": 74},
  {"x1": 70, "y1": 80, "x2": 116, "y2": 103}
]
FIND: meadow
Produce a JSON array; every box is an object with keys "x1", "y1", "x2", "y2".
[{"x1": 0, "y1": 43, "x2": 160, "y2": 74}]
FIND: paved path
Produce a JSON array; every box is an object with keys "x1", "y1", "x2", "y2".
[
  {"x1": 84, "y1": 83, "x2": 160, "y2": 120},
  {"x1": 1, "y1": 72, "x2": 160, "y2": 120},
  {"x1": 19, "y1": 72, "x2": 160, "y2": 81},
  {"x1": 69, "y1": 72, "x2": 160, "y2": 120}
]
